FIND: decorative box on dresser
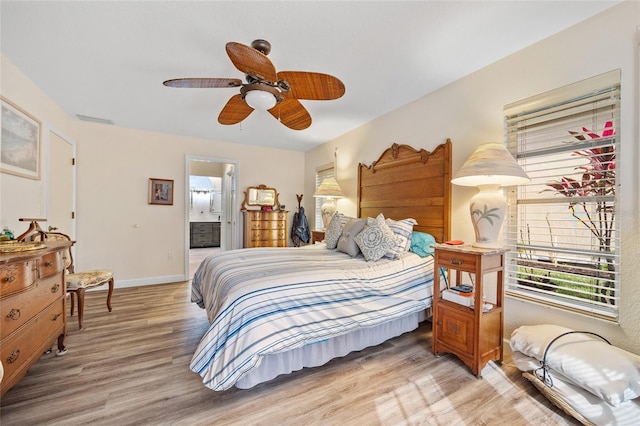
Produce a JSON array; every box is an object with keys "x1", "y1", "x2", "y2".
[
  {"x1": 432, "y1": 244, "x2": 506, "y2": 378},
  {"x1": 1, "y1": 240, "x2": 72, "y2": 396},
  {"x1": 242, "y1": 210, "x2": 288, "y2": 248}
]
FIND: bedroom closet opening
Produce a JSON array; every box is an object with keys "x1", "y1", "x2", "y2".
[{"x1": 185, "y1": 156, "x2": 239, "y2": 279}]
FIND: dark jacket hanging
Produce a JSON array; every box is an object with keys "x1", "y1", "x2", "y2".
[{"x1": 292, "y1": 206, "x2": 310, "y2": 247}]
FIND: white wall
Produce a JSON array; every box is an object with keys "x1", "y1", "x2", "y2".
[
  {"x1": 1, "y1": 55, "x2": 305, "y2": 286},
  {"x1": 1, "y1": 56, "x2": 77, "y2": 231},
  {"x1": 72, "y1": 122, "x2": 303, "y2": 284},
  {"x1": 305, "y1": 1, "x2": 640, "y2": 353}
]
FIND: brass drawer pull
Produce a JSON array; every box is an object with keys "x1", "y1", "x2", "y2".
[
  {"x1": 451, "y1": 258, "x2": 464, "y2": 265},
  {"x1": 7, "y1": 349, "x2": 20, "y2": 364},
  {"x1": 7, "y1": 308, "x2": 21, "y2": 320},
  {"x1": 4, "y1": 275, "x2": 16, "y2": 283},
  {"x1": 51, "y1": 283, "x2": 60, "y2": 293},
  {"x1": 52, "y1": 313, "x2": 62, "y2": 321},
  {"x1": 45, "y1": 261, "x2": 53, "y2": 267}
]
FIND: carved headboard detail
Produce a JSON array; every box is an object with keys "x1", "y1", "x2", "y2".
[{"x1": 357, "y1": 139, "x2": 452, "y2": 243}]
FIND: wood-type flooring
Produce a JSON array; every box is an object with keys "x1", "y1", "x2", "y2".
[{"x1": 0, "y1": 281, "x2": 579, "y2": 425}]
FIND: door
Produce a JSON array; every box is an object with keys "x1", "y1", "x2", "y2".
[{"x1": 48, "y1": 129, "x2": 75, "y2": 236}]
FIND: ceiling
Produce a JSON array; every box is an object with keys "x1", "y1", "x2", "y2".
[{"x1": 1, "y1": 1, "x2": 619, "y2": 152}]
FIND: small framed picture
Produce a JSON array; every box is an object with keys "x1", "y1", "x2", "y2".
[
  {"x1": 1, "y1": 97, "x2": 42, "y2": 180},
  {"x1": 148, "y1": 178, "x2": 174, "y2": 205}
]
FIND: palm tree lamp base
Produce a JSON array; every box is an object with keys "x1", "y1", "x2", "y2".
[{"x1": 469, "y1": 184, "x2": 506, "y2": 249}]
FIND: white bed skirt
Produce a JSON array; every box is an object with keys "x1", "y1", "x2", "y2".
[{"x1": 236, "y1": 310, "x2": 427, "y2": 389}]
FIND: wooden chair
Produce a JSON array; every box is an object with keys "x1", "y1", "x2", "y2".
[{"x1": 36, "y1": 232, "x2": 114, "y2": 329}]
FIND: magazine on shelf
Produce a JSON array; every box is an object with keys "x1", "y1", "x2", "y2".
[
  {"x1": 448, "y1": 284, "x2": 473, "y2": 296},
  {"x1": 442, "y1": 289, "x2": 474, "y2": 307}
]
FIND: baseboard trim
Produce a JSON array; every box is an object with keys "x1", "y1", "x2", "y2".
[{"x1": 85, "y1": 275, "x2": 189, "y2": 292}]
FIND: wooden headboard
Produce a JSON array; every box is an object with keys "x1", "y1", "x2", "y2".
[{"x1": 357, "y1": 139, "x2": 452, "y2": 243}]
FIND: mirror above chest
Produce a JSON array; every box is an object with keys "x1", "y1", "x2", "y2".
[{"x1": 241, "y1": 184, "x2": 281, "y2": 210}]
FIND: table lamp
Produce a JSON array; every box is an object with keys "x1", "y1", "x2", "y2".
[
  {"x1": 451, "y1": 143, "x2": 529, "y2": 248},
  {"x1": 313, "y1": 177, "x2": 345, "y2": 229}
]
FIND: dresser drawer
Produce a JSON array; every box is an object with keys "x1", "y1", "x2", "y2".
[
  {"x1": 1, "y1": 299, "x2": 65, "y2": 388},
  {"x1": 40, "y1": 251, "x2": 64, "y2": 279},
  {"x1": 190, "y1": 222, "x2": 214, "y2": 233},
  {"x1": 436, "y1": 250, "x2": 478, "y2": 271},
  {"x1": 0, "y1": 261, "x2": 35, "y2": 297},
  {"x1": 191, "y1": 234, "x2": 214, "y2": 247},
  {"x1": 246, "y1": 211, "x2": 286, "y2": 221},
  {"x1": 1, "y1": 273, "x2": 64, "y2": 340},
  {"x1": 250, "y1": 239, "x2": 287, "y2": 248},
  {"x1": 251, "y1": 220, "x2": 286, "y2": 230},
  {"x1": 249, "y1": 229, "x2": 286, "y2": 241}
]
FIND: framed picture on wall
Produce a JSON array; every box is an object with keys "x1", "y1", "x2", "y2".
[
  {"x1": 1, "y1": 97, "x2": 41, "y2": 180},
  {"x1": 148, "y1": 178, "x2": 174, "y2": 205}
]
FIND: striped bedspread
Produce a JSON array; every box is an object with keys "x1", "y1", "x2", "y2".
[{"x1": 190, "y1": 244, "x2": 434, "y2": 391}]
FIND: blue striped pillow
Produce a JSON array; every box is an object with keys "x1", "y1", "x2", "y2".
[{"x1": 384, "y1": 217, "x2": 417, "y2": 259}]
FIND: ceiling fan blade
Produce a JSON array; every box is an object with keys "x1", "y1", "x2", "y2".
[
  {"x1": 218, "y1": 94, "x2": 254, "y2": 125},
  {"x1": 277, "y1": 71, "x2": 345, "y2": 100},
  {"x1": 163, "y1": 78, "x2": 242, "y2": 88},
  {"x1": 268, "y1": 98, "x2": 312, "y2": 130},
  {"x1": 226, "y1": 42, "x2": 278, "y2": 83}
]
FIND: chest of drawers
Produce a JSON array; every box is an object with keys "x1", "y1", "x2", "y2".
[
  {"x1": 1, "y1": 241, "x2": 71, "y2": 396},
  {"x1": 242, "y1": 210, "x2": 288, "y2": 248},
  {"x1": 190, "y1": 222, "x2": 221, "y2": 248}
]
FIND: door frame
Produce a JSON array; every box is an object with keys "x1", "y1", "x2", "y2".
[
  {"x1": 184, "y1": 155, "x2": 239, "y2": 278},
  {"x1": 45, "y1": 125, "x2": 77, "y2": 239}
]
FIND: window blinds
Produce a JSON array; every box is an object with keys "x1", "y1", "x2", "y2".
[
  {"x1": 315, "y1": 166, "x2": 334, "y2": 231},
  {"x1": 503, "y1": 70, "x2": 621, "y2": 321}
]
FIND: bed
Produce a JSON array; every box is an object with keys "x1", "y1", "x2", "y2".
[{"x1": 190, "y1": 140, "x2": 452, "y2": 391}]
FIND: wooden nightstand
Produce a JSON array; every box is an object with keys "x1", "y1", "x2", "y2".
[
  {"x1": 311, "y1": 230, "x2": 325, "y2": 244},
  {"x1": 432, "y1": 244, "x2": 506, "y2": 377}
]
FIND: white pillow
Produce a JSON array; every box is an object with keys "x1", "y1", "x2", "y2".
[
  {"x1": 510, "y1": 324, "x2": 640, "y2": 406},
  {"x1": 355, "y1": 215, "x2": 398, "y2": 262},
  {"x1": 513, "y1": 351, "x2": 640, "y2": 426}
]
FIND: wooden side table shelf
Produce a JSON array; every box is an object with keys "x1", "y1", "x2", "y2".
[
  {"x1": 432, "y1": 244, "x2": 506, "y2": 377},
  {"x1": 311, "y1": 230, "x2": 325, "y2": 244}
]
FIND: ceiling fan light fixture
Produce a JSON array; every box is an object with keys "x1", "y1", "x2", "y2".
[
  {"x1": 241, "y1": 83, "x2": 282, "y2": 111},
  {"x1": 245, "y1": 90, "x2": 277, "y2": 110}
]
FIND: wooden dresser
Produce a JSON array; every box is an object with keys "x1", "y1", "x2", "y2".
[
  {"x1": 242, "y1": 210, "x2": 289, "y2": 248},
  {"x1": 1, "y1": 241, "x2": 71, "y2": 396}
]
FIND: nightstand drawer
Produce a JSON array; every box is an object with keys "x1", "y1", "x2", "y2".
[{"x1": 437, "y1": 250, "x2": 477, "y2": 271}]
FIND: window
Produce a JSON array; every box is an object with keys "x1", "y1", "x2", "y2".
[
  {"x1": 503, "y1": 70, "x2": 621, "y2": 321},
  {"x1": 314, "y1": 165, "x2": 334, "y2": 231}
]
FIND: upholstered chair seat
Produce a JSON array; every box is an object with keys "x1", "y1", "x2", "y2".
[
  {"x1": 66, "y1": 269, "x2": 114, "y2": 329},
  {"x1": 34, "y1": 232, "x2": 114, "y2": 329},
  {"x1": 66, "y1": 269, "x2": 113, "y2": 290}
]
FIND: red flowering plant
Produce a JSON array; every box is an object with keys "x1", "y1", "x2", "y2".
[{"x1": 544, "y1": 121, "x2": 616, "y2": 303}]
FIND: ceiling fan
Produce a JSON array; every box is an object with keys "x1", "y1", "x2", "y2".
[{"x1": 163, "y1": 39, "x2": 345, "y2": 131}]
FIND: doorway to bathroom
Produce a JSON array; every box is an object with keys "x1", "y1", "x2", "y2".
[{"x1": 185, "y1": 155, "x2": 239, "y2": 279}]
